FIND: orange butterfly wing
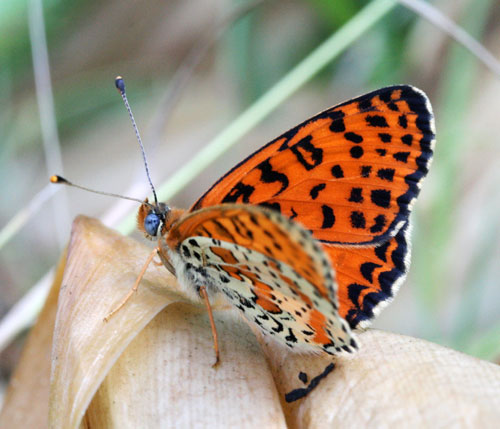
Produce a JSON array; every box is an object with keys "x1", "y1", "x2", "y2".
[{"x1": 191, "y1": 86, "x2": 435, "y2": 328}]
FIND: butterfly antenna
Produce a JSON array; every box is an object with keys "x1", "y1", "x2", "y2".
[
  {"x1": 115, "y1": 76, "x2": 159, "y2": 205},
  {"x1": 50, "y1": 175, "x2": 155, "y2": 208}
]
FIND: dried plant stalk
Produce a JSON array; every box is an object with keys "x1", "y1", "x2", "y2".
[{"x1": 1, "y1": 216, "x2": 499, "y2": 428}]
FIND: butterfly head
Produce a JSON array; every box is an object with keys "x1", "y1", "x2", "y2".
[{"x1": 137, "y1": 199, "x2": 171, "y2": 239}]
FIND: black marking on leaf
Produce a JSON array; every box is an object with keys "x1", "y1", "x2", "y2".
[
  {"x1": 378, "y1": 133, "x2": 392, "y2": 143},
  {"x1": 331, "y1": 165, "x2": 344, "y2": 178},
  {"x1": 348, "y1": 187, "x2": 363, "y2": 203},
  {"x1": 321, "y1": 205, "x2": 335, "y2": 228},
  {"x1": 366, "y1": 115, "x2": 389, "y2": 127},
  {"x1": 393, "y1": 151, "x2": 410, "y2": 163},
  {"x1": 377, "y1": 168, "x2": 395, "y2": 182},
  {"x1": 285, "y1": 363, "x2": 335, "y2": 403},
  {"x1": 370, "y1": 214, "x2": 387, "y2": 233},
  {"x1": 350, "y1": 211, "x2": 366, "y2": 229},
  {"x1": 256, "y1": 159, "x2": 289, "y2": 195},
  {"x1": 290, "y1": 136, "x2": 323, "y2": 170},
  {"x1": 298, "y1": 372, "x2": 308, "y2": 384},
  {"x1": 360, "y1": 262, "x2": 382, "y2": 283},
  {"x1": 345, "y1": 132, "x2": 363, "y2": 143},
  {"x1": 371, "y1": 189, "x2": 391, "y2": 208},
  {"x1": 350, "y1": 146, "x2": 363, "y2": 159},
  {"x1": 310, "y1": 183, "x2": 326, "y2": 200}
]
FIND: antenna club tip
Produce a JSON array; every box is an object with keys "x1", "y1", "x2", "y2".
[
  {"x1": 115, "y1": 76, "x2": 125, "y2": 94},
  {"x1": 50, "y1": 175, "x2": 68, "y2": 184}
]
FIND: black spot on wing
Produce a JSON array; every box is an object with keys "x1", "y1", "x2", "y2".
[
  {"x1": 358, "y1": 98, "x2": 372, "y2": 110},
  {"x1": 360, "y1": 262, "x2": 382, "y2": 283},
  {"x1": 310, "y1": 183, "x2": 326, "y2": 200},
  {"x1": 387, "y1": 102, "x2": 399, "y2": 111},
  {"x1": 222, "y1": 182, "x2": 255, "y2": 203},
  {"x1": 321, "y1": 205, "x2": 335, "y2": 228},
  {"x1": 331, "y1": 165, "x2": 344, "y2": 178},
  {"x1": 256, "y1": 159, "x2": 289, "y2": 195},
  {"x1": 328, "y1": 111, "x2": 345, "y2": 132},
  {"x1": 344, "y1": 132, "x2": 363, "y2": 143},
  {"x1": 348, "y1": 283, "x2": 368, "y2": 307},
  {"x1": 370, "y1": 214, "x2": 387, "y2": 233},
  {"x1": 350, "y1": 146, "x2": 363, "y2": 159},
  {"x1": 348, "y1": 187, "x2": 363, "y2": 203},
  {"x1": 374, "y1": 241, "x2": 390, "y2": 262},
  {"x1": 378, "y1": 133, "x2": 392, "y2": 143},
  {"x1": 377, "y1": 168, "x2": 395, "y2": 182},
  {"x1": 350, "y1": 211, "x2": 366, "y2": 229},
  {"x1": 361, "y1": 166, "x2": 372, "y2": 178},
  {"x1": 401, "y1": 134, "x2": 413, "y2": 146},
  {"x1": 259, "y1": 201, "x2": 281, "y2": 213},
  {"x1": 393, "y1": 151, "x2": 410, "y2": 163},
  {"x1": 366, "y1": 115, "x2": 389, "y2": 127},
  {"x1": 371, "y1": 189, "x2": 391, "y2": 208},
  {"x1": 398, "y1": 114, "x2": 408, "y2": 128},
  {"x1": 290, "y1": 136, "x2": 323, "y2": 170}
]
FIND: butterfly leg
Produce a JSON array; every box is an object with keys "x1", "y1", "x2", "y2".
[
  {"x1": 152, "y1": 258, "x2": 163, "y2": 267},
  {"x1": 103, "y1": 247, "x2": 158, "y2": 322},
  {"x1": 199, "y1": 286, "x2": 220, "y2": 367}
]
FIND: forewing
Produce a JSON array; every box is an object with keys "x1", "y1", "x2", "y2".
[
  {"x1": 168, "y1": 204, "x2": 357, "y2": 355},
  {"x1": 192, "y1": 85, "x2": 435, "y2": 246},
  {"x1": 190, "y1": 86, "x2": 434, "y2": 329}
]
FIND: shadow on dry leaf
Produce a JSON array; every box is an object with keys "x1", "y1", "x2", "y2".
[{"x1": 1, "y1": 216, "x2": 499, "y2": 428}]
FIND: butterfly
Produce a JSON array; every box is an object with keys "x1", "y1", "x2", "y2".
[
  {"x1": 134, "y1": 83, "x2": 435, "y2": 356},
  {"x1": 53, "y1": 80, "x2": 435, "y2": 362}
]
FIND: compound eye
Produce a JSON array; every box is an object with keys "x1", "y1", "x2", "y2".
[{"x1": 144, "y1": 212, "x2": 161, "y2": 237}]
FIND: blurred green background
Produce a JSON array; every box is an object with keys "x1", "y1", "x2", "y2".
[{"x1": 1, "y1": 0, "x2": 499, "y2": 399}]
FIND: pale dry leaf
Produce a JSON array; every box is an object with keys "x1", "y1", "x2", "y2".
[
  {"x1": 84, "y1": 303, "x2": 285, "y2": 428},
  {"x1": 49, "y1": 216, "x2": 189, "y2": 428},
  {"x1": 0, "y1": 247, "x2": 66, "y2": 429},
  {"x1": 260, "y1": 329, "x2": 500, "y2": 428}
]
